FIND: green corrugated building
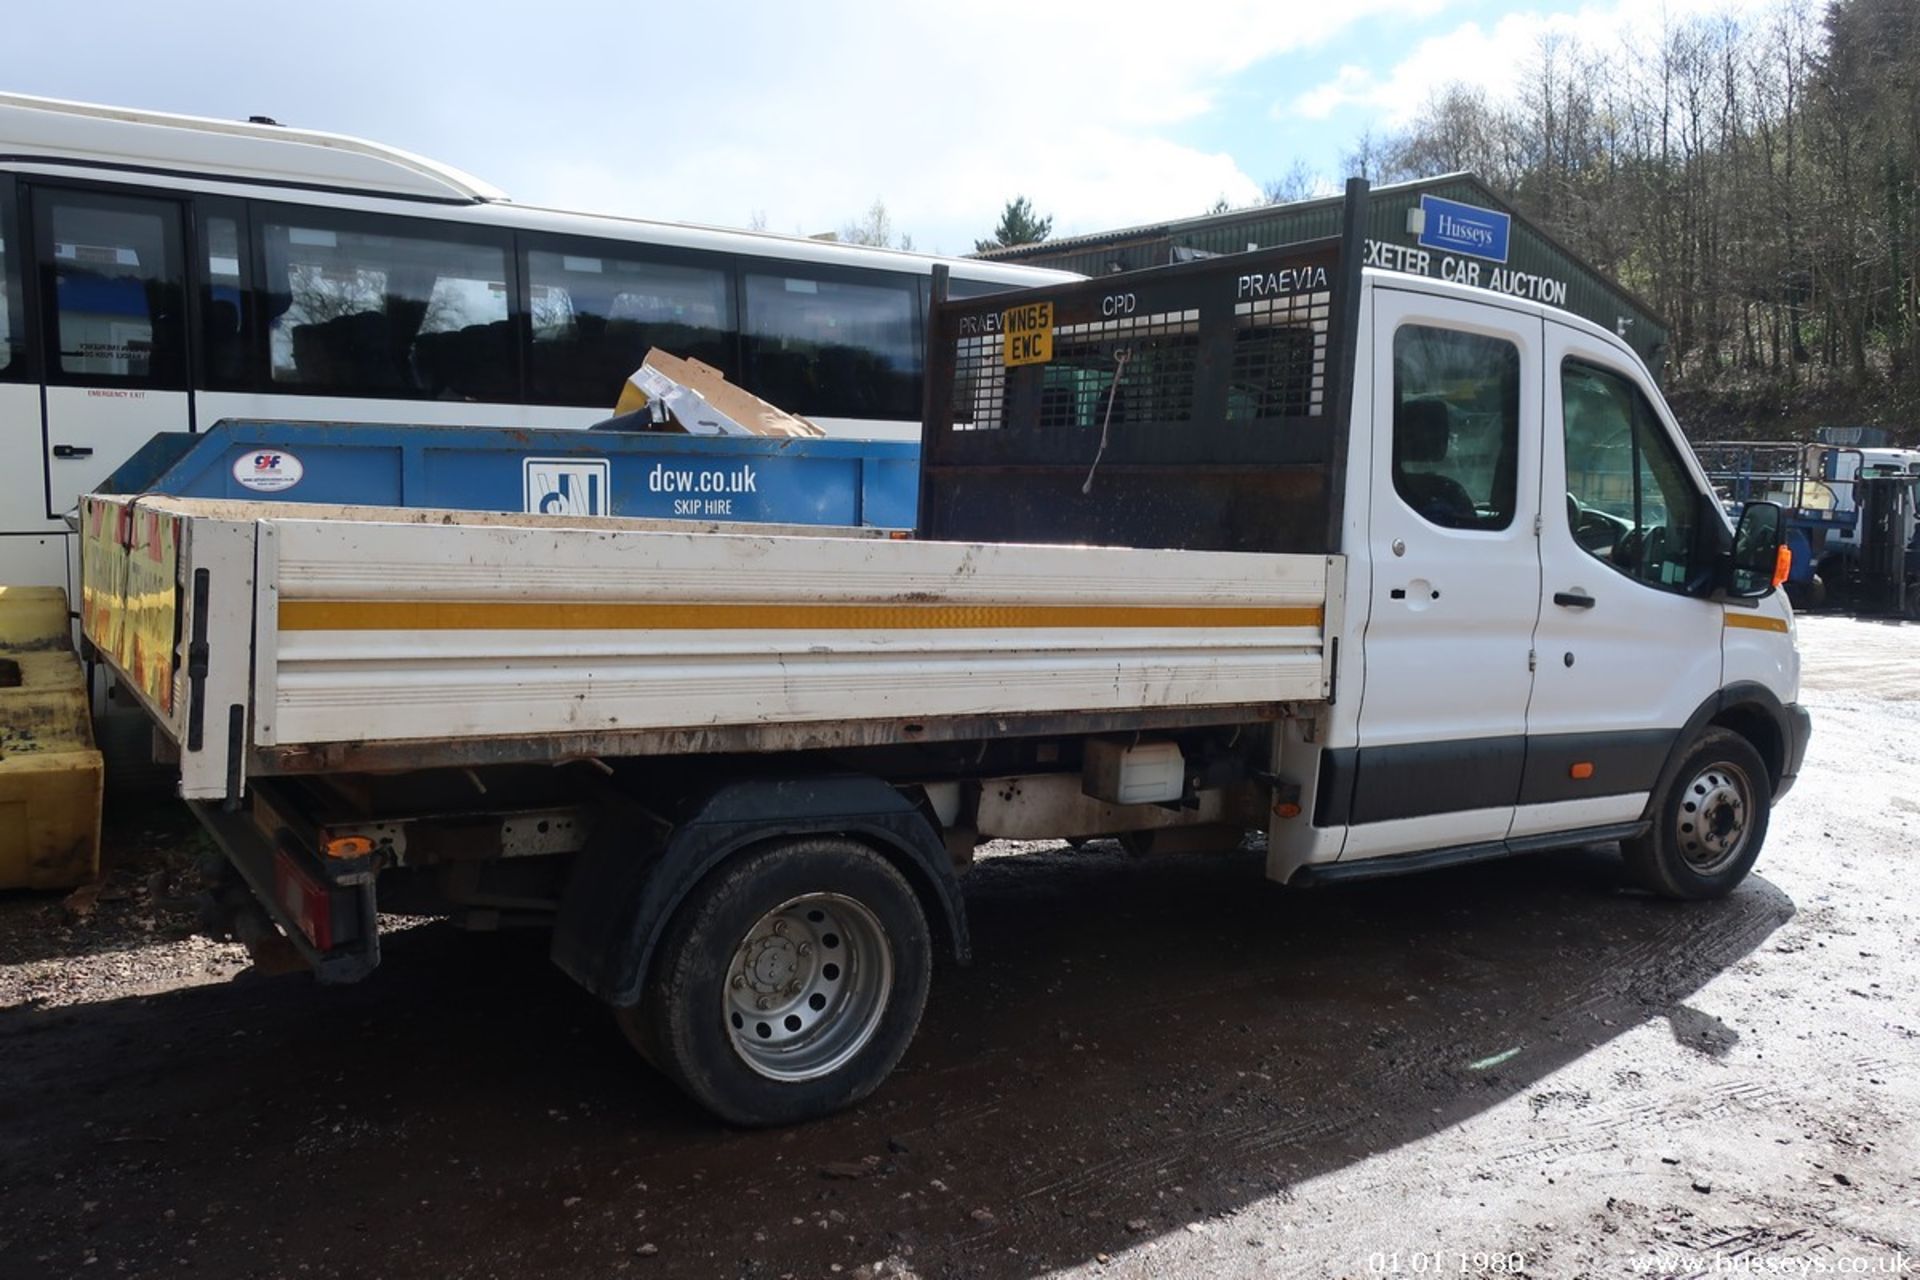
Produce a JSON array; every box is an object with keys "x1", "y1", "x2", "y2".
[{"x1": 975, "y1": 174, "x2": 1670, "y2": 371}]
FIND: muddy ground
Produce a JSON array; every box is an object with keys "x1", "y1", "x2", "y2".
[{"x1": 1, "y1": 615, "x2": 1915, "y2": 1279}]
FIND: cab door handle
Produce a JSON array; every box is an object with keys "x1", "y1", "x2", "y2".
[
  {"x1": 52, "y1": 444, "x2": 94, "y2": 459},
  {"x1": 1553, "y1": 590, "x2": 1596, "y2": 609}
]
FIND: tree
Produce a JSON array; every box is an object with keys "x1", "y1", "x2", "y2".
[
  {"x1": 974, "y1": 197, "x2": 1054, "y2": 253},
  {"x1": 840, "y1": 198, "x2": 914, "y2": 250},
  {"x1": 1262, "y1": 161, "x2": 1324, "y2": 205},
  {"x1": 1316, "y1": 0, "x2": 1919, "y2": 435}
]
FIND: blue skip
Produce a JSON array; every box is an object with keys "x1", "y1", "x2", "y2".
[{"x1": 100, "y1": 419, "x2": 920, "y2": 528}]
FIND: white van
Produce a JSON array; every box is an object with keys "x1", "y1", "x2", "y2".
[
  {"x1": 81, "y1": 183, "x2": 1807, "y2": 1125},
  {"x1": 1263, "y1": 256, "x2": 1809, "y2": 902}
]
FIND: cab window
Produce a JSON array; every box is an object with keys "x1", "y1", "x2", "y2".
[
  {"x1": 1562, "y1": 359, "x2": 1703, "y2": 592},
  {"x1": 1390, "y1": 325, "x2": 1520, "y2": 530}
]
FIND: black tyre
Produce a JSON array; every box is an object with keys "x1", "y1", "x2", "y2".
[
  {"x1": 620, "y1": 837, "x2": 931, "y2": 1126},
  {"x1": 1622, "y1": 728, "x2": 1771, "y2": 900}
]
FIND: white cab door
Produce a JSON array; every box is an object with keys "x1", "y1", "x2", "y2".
[
  {"x1": 1344, "y1": 286, "x2": 1544, "y2": 861},
  {"x1": 1519, "y1": 321, "x2": 1726, "y2": 838}
]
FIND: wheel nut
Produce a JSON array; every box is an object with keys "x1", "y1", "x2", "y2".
[
  {"x1": 773, "y1": 920, "x2": 788, "y2": 936},
  {"x1": 756, "y1": 996, "x2": 773, "y2": 1011},
  {"x1": 797, "y1": 943, "x2": 813, "y2": 957},
  {"x1": 730, "y1": 974, "x2": 746, "y2": 989}
]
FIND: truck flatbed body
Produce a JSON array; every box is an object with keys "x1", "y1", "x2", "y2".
[{"x1": 81, "y1": 493, "x2": 1337, "y2": 800}]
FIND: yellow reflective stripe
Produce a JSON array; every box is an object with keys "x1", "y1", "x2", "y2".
[
  {"x1": 1723, "y1": 612, "x2": 1789, "y2": 634},
  {"x1": 278, "y1": 601, "x2": 1325, "y2": 633}
]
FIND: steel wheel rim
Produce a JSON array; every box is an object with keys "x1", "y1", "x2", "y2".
[
  {"x1": 1675, "y1": 761, "x2": 1753, "y2": 874},
  {"x1": 723, "y1": 892, "x2": 893, "y2": 1082}
]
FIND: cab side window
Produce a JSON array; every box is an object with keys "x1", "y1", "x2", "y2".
[
  {"x1": 1391, "y1": 325, "x2": 1519, "y2": 531},
  {"x1": 1562, "y1": 360, "x2": 1703, "y2": 592}
]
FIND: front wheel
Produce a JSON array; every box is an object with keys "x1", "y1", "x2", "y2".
[
  {"x1": 1622, "y1": 728, "x2": 1771, "y2": 900},
  {"x1": 621, "y1": 837, "x2": 931, "y2": 1126}
]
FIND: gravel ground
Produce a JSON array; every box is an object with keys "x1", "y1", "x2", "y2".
[{"x1": 0, "y1": 614, "x2": 1914, "y2": 1279}]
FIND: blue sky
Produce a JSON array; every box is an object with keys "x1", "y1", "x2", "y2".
[{"x1": 3, "y1": 0, "x2": 1770, "y2": 255}]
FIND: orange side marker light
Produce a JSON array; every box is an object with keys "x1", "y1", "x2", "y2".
[
  {"x1": 1569, "y1": 762, "x2": 1595, "y2": 781},
  {"x1": 323, "y1": 835, "x2": 375, "y2": 859}
]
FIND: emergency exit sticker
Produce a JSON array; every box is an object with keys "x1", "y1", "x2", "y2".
[{"x1": 1003, "y1": 302, "x2": 1054, "y2": 367}]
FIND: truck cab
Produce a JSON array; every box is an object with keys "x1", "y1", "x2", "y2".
[{"x1": 1264, "y1": 266, "x2": 1806, "y2": 893}]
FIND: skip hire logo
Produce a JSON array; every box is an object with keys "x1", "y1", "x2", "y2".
[{"x1": 523, "y1": 458, "x2": 610, "y2": 517}]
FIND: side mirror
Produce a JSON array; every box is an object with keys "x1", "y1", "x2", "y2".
[{"x1": 1724, "y1": 501, "x2": 1786, "y2": 599}]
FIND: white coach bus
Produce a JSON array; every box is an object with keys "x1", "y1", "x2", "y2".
[{"x1": 0, "y1": 92, "x2": 1076, "y2": 597}]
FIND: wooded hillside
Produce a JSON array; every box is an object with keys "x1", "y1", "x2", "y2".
[{"x1": 1354, "y1": 0, "x2": 1919, "y2": 439}]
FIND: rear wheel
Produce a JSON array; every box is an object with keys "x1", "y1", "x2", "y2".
[
  {"x1": 620, "y1": 837, "x2": 931, "y2": 1126},
  {"x1": 1622, "y1": 728, "x2": 1771, "y2": 900}
]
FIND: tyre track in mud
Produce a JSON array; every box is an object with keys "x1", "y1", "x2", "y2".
[{"x1": 946, "y1": 865, "x2": 1799, "y2": 1246}]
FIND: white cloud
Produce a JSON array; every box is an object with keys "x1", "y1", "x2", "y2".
[
  {"x1": 1291, "y1": 66, "x2": 1382, "y2": 122},
  {"x1": 495, "y1": 0, "x2": 1439, "y2": 250},
  {"x1": 1281, "y1": 0, "x2": 1783, "y2": 128}
]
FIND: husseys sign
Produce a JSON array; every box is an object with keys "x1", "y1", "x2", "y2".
[{"x1": 1365, "y1": 194, "x2": 1572, "y2": 310}]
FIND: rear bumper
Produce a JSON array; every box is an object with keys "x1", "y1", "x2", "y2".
[
  {"x1": 1776, "y1": 702, "x2": 1812, "y2": 800},
  {"x1": 188, "y1": 799, "x2": 381, "y2": 983}
]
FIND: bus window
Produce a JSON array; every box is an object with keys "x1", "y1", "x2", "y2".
[
  {"x1": 0, "y1": 195, "x2": 17, "y2": 375},
  {"x1": 261, "y1": 215, "x2": 512, "y2": 401},
  {"x1": 39, "y1": 190, "x2": 187, "y2": 386},
  {"x1": 525, "y1": 249, "x2": 735, "y2": 408},
  {"x1": 946, "y1": 276, "x2": 1022, "y2": 300},
  {"x1": 200, "y1": 213, "x2": 250, "y2": 387},
  {"x1": 742, "y1": 270, "x2": 919, "y2": 420}
]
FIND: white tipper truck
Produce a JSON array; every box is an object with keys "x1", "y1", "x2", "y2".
[{"x1": 81, "y1": 184, "x2": 1808, "y2": 1125}]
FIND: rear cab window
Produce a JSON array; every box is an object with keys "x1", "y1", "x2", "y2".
[{"x1": 1390, "y1": 324, "x2": 1520, "y2": 530}]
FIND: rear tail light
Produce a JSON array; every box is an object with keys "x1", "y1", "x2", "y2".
[{"x1": 274, "y1": 853, "x2": 333, "y2": 951}]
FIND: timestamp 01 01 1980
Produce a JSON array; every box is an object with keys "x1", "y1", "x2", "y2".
[{"x1": 1367, "y1": 1250, "x2": 1531, "y2": 1275}]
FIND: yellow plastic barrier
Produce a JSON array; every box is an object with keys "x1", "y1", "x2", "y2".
[{"x1": 0, "y1": 587, "x2": 104, "y2": 890}]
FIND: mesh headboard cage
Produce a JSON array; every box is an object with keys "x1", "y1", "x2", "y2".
[{"x1": 920, "y1": 185, "x2": 1367, "y2": 555}]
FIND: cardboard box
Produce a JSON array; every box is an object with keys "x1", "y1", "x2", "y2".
[{"x1": 614, "y1": 350, "x2": 826, "y2": 439}]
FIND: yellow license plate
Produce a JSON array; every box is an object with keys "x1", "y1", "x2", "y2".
[{"x1": 1002, "y1": 302, "x2": 1054, "y2": 367}]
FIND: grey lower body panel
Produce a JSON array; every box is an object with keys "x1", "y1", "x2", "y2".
[{"x1": 1288, "y1": 821, "x2": 1651, "y2": 887}]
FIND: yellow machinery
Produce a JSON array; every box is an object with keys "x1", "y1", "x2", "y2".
[{"x1": 0, "y1": 588, "x2": 103, "y2": 890}]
